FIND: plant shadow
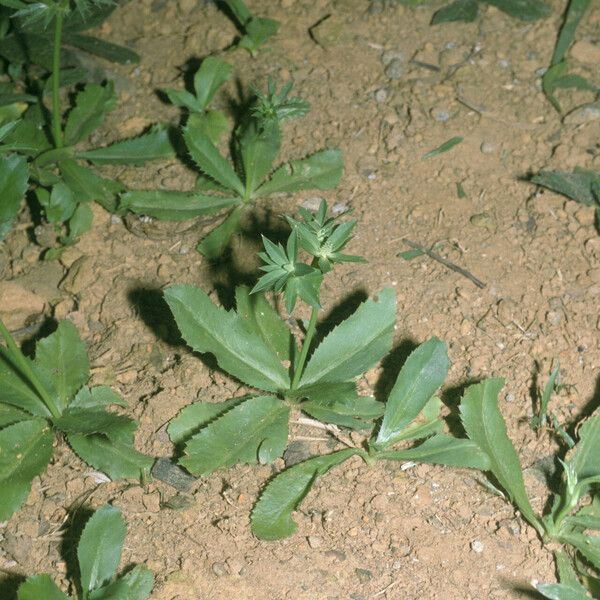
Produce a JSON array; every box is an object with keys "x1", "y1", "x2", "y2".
[{"x1": 0, "y1": 574, "x2": 26, "y2": 600}]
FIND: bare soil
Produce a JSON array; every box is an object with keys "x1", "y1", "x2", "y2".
[{"x1": 1, "y1": 0, "x2": 600, "y2": 598}]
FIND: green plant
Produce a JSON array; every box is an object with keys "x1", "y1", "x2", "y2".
[
  {"x1": 17, "y1": 504, "x2": 154, "y2": 600},
  {"x1": 431, "y1": 0, "x2": 551, "y2": 25},
  {"x1": 251, "y1": 338, "x2": 491, "y2": 540},
  {"x1": 221, "y1": 0, "x2": 279, "y2": 56},
  {"x1": 120, "y1": 78, "x2": 343, "y2": 258},
  {"x1": 0, "y1": 319, "x2": 152, "y2": 520},
  {"x1": 458, "y1": 378, "x2": 600, "y2": 597},
  {"x1": 0, "y1": 0, "x2": 174, "y2": 252}
]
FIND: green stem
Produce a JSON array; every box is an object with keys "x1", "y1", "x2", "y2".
[
  {"x1": 0, "y1": 319, "x2": 60, "y2": 419},
  {"x1": 290, "y1": 306, "x2": 319, "y2": 390},
  {"x1": 51, "y1": 7, "x2": 65, "y2": 149}
]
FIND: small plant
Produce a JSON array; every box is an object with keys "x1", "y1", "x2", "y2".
[
  {"x1": 221, "y1": 0, "x2": 279, "y2": 56},
  {"x1": 121, "y1": 77, "x2": 343, "y2": 258},
  {"x1": 17, "y1": 504, "x2": 154, "y2": 600},
  {"x1": 431, "y1": 0, "x2": 551, "y2": 25},
  {"x1": 162, "y1": 201, "x2": 488, "y2": 538},
  {"x1": 0, "y1": 319, "x2": 152, "y2": 520},
  {"x1": 0, "y1": 0, "x2": 174, "y2": 252},
  {"x1": 458, "y1": 378, "x2": 600, "y2": 597}
]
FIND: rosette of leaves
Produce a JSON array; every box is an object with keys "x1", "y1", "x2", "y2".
[
  {"x1": 119, "y1": 77, "x2": 343, "y2": 258},
  {"x1": 0, "y1": 0, "x2": 175, "y2": 250},
  {"x1": 431, "y1": 0, "x2": 551, "y2": 25},
  {"x1": 0, "y1": 319, "x2": 152, "y2": 520},
  {"x1": 458, "y1": 378, "x2": 600, "y2": 597},
  {"x1": 17, "y1": 505, "x2": 154, "y2": 600},
  {"x1": 163, "y1": 202, "x2": 394, "y2": 476}
]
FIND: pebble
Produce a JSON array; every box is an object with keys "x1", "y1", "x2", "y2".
[
  {"x1": 332, "y1": 202, "x2": 349, "y2": 215},
  {"x1": 469, "y1": 212, "x2": 497, "y2": 232},
  {"x1": 211, "y1": 561, "x2": 229, "y2": 577},
  {"x1": 355, "y1": 568, "x2": 373, "y2": 583},
  {"x1": 384, "y1": 58, "x2": 406, "y2": 80},
  {"x1": 470, "y1": 540, "x2": 484, "y2": 553},
  {"x1": 430, "y1": 108, "x2": 450, "y2": 122},
  {"x1": 546, "y1": 310, "x2": 562, "y2": 327},
  {"x1": 301, "y1": 197, "x2": 323, "y2": 211},
  {"x1": 151, "y1": 458, "x2": 196, "y2": 492},
  {"x1": 374, "y1": 88, "x2": 388, "y2": 103},
  {"x1": 480, "y1": 141, "x2": 496, "y2": 155},
  {"x1": 0, "y1": 281, "x2": 45, "y2": 329},
  {"x1": 61, "y1": 256, "x2": 95, "y2": 295},
  {"x1": 284, "y1": 441, "x2": 312, "y2": 467},
  {"x1": 307, "y1": 535, "x2": 323, "y2": 549}
]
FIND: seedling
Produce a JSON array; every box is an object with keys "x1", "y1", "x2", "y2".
[
  {"x1": 0, "y1": 319, "x2": 152, "y2": 520},
  {"x1": 17, "y1": 504, "x2": 154, "y2": 600},
  {"x1": 0, "y1": 0, "x2": 175, "y2": 251},
  {"x1": 459, "y1": 378, "x2": 600, "y2": 597},
  {"x1": 431, "y1": 0, "x2": 551, "y2": 25},
  {"x1": 221, "y1": 0, "x2": 279, "y2": 56},
  {"x1": 121, "y1": 78, "x2": 343, "y2": 258}
]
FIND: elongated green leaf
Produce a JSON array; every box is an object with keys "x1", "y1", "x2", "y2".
[
  {"x1": 238, "y1": 118, "x2": 281, "y2": 195},
  {"x1": 0, "y1": 418, "x2": 53, "y2": 519},
  {"x1": 17, "y1": 575, "x2": 69, "y2": 600},
  {"x1": 256, "y1": 149, "x2": 343, "y2": 196},
  {"x1": 460, "y1": 378, "x2": 542, "y2": 531},
  {"x1": 183, "y1": 122, "x2": 244, "y2": 196},
  {"x1": 54, "y1": 407, "x2": 134, "y2": 437},
  {"x1": 0, "y1": 153, "x2": 28, "y2": 240},
  {"x1": 568, "y1": 412, "x2": 600, "y2": 482},
  {"x1": 78, "y1": 505, "x2": 126, "y2": 594},
  {"x1": 70, "y1": 386, "x2": 128, "y2": 410},
  {"x1": 194, "y1": 57, "x2": 232, "y2": 109},
  {"x1": 89, "y1": 564, "x2": 154, "y2": 600},
  {"x1": 63, "y1": 33, "x2": 140, "y2": 64},
  {"x1": 378, "y1": 434, "x2": 491, "y2": 470},
  {"x1": 555, "y1": 549, "x2": 588, "y2": 591},
  {"x1": 550, "y1": 0, "x2": 592, "y2": 65},
  {"x1": 78, "y1": 126, "x2": 175, "y2": 165},
  {"x1": 561, "y1": 533, "x2": 600, "y2": 570},
  {"x1": 0, "y1": 403, "x2": 31, "y2": 427},
  {"x1": 0, "y1": 346, "x2": 51, "y2": 417},
  {"x1": 422, "y1": 136, "x2": 463, "y2": 159},
  {"x1": 62, "y1": 202, "x2": 93, "y2": 245},
  {"x1": 197, "y1": 204, "x2": 243, "y2": 258},
  {"x1": 432, "y1": 0, "x2": 478, "y2": 23},
  {"x1": 235, "y1": 286, "x2": 293, "y2": 363},
  {"x1": 167, "y1": 397, "x2": 242, "y2": 445},
  {"x1": 482, "y1": 0, "x2": 551, "y2": 20},
  {"x1": 222, "y1": 0, "x2": 251, "y2": 24},
  {"x1": 164, "y1": 284, "x2": 290, "y2": 391},
  {"x1": 59, "y1": 160, "x2": 124, "y2": 210},
  {"x1": 537, "y1": 583, "x2": 590, "y2": 600},
  {"x1": 65, "y1": 82, "x2": 117, "y2": 146},
  {"x1": 164, "y1": 88, "x2": 201, "y2": 112},
  {"x1": 299, "y1": 288, "x2": 395, "y2": 388},
  {"x1": 532, "y1": 169, "x2": 600, "y2": 207},
  {"x1": 375, "y1": 338, "x2": 449, "y2": 448},
  {"x1": 119, "y1": 190, "x2": 240, "y2": 221},
  {"x1": 33, "y1": 320, "x2": 89, "y2": 412},
  {"x1": 542, "y1": 62, "x2": 597, "y2": 113},
  {"x1": 180, "y1": 395, "x2": 289, "y2": 475},
  {"x1": 251, "y1": 449, "x2": 358, "y2": 540},
  {"x1": 299, "y1": 381, "x2": 384, "y2": 429},
  {"x1": 67, "y1": 433, "x2": 153, "y2": 480}
]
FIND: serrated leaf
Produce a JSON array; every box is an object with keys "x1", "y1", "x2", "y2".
[
  {"x1": 164, "y1": 284, "x2": 290, "y2": 391},
  {"x1": 33, "y1": 320, "x2": 89, "y2": 412},
  {"x1": 183, "y1": 122, "x2": 244, "y2": 196},
  {"x1": 238, "y1": 118, "x2": 281, "y2": 195},
  {"x1": 532, "y1": 169, "x2": 600, "y2": 207},
  {"x1": 299, "y1": 288, "x2": 396, "y2": 388},
  {"x1": 59, "y1": 160, "x2": 124, "y2": 210},
  {"x1": 256, "y1": 149, "x2": 343, "y2": 196},
  {"x1": 432, "y1": 0, "x2": 478, "y2": 24},
  {"x1": 67, "y1": 433, "x2": 152, "y2": 480},
  {"x1": 375, "y1": 338, "x2": 449, "y2": 448},
  {"x1": 78, "y1": 505, "x2": 126, "y2": 594},
  {"x1": 561, "y1": 533, "x2": 600, "y2": 570},
  {"x1": 180, "y1": 395, "x2": 289, "y2": 475},
  {"x1": 555, "y1": 549, "x2": 589, "y2": 591},
  {"x1": 194, "y1": 57, "x2": 232, "y2": 109},
  {"x1": 0, "y1": 418, "x2": 53, "y2": 519},
  {"x1": 0, "y1": 403, "x2": 31, "y2": 427},
  {"x1": 167, "y1": 397, "x2": 242, "y2": 445},
  {"x1": 36, "y1": 183, "x2": 76, "y2": 224},
  {"x1": 65, "y1": 82, "x2": 117, "y2": 146},
  {"x1": 54, "y1": 407, "x2": 134, "y2": 437},
  {"x1": 568, "y1": 412, "x2": 600, "y2": 484},
  {"x1": 378, "y1": 434, "x2": 491, "y2": 470},
  {"x1": 70, "y1": 386, "x2": 128, "y2": 410},
  {"x1": 460, "y1": 378, "x2": 542, "y2": 531},
  {"x1": 251, "y1": 449, "x2": 358, "y2": 540},
  {"x1": 62, "y1": 202, "x2": 93, "y2": 245},
  {"x1": 0, "y1": 153, "x2": 28, "y2": 240},
  {"x1": 89, "y1": 564, "x2": 154, "y2": 600},
  {"x1": 17, "y1": 574, "x2": 69, "y2": 600},
  {"x1": 235, "y1": 286, "x2": 293, "y2": 363},
  {"x1": 78, "y1": 126, "x2": 175, "y2": 165},
  {"x1": 482, "y1": 0, "x2": 551, "y2": 21},
  {"x1": 63, "y1": 33, "x2": 140, "y2": 64},
  {"x1": 196, "y1": 204, "x2": 243, "y2": 258},
  {"x1": 119, "y1": 190, "x2": 240, "y2": 221}
]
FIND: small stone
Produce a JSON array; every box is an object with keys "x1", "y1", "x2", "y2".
[
  {"x1": 471, "y1": 540, "x2": 484, "y2": 553},
  {"x1": 62, "y1": 256, "x2": 95, "y2": 295},
  {"x1": 307, "y1": 535, "x2": 323, "y2": 549},
  {"x1": 563, "y1": 103, "x2": 600, "y2": 125},
  {"x1": 301, "y1": 197, "x2": 323, "y2": 212},
  {"x1": 355, "y1": 568, "x2": 372, "y2": 583},
  {"x1": 0, "y1": 282, "x2": 45, "y2": 330},
  {"x1": 332, "y1": 202, "x2": 349, "y2": 215},
  {"x1": 546, "y1": 310, "x2": 562, "y2": 327},
  {"x1": 384, "y1": 58, "x2": 405, "y2": 80},
  {"x1": 430, "y1": 107, "x2": 450, "y2": 122},
  {"x1": 480, "y1": 141, "x2": 496, "y2": 155},
  {"x1": 152, "y1": 458, "x2": 197, "y2": 492},
  {"x1": 469, "y1": 212, "x2": 497, "y2": 232},
  {"x1": 284, "y1": 441, "x2": 312, "y2": 467},
  {"x1": 571, "y1": 41, "x2": 600, "y2": 65},
  {"x1": 381, "y1": 50, "x2": 404, "y2": 66},
  {"x1": 324, "y1": 549, "x2": 346, "y2": 561},
  {"x1": 374, "y1": 88, "x2": 388, "y2": 103},
  {"x1": 211, "y1": 562, "x2": 229, "y2": 577}
]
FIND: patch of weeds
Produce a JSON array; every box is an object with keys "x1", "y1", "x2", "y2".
[
  {"x1": 0, "y1": 319, "x2": 152, "y2": 520},
  {"x1": 162, "y1": 200, "x2": 487, "y2": 539},
  {"x1": 541, "y1": 0, "x2": 597, "y2": 113},
  {"x1": 431, "y1": 0, "x2": 551, "y2": 25},
  {"x1": 458, "y1": 378, "x2": 600, "y2": 597},
  {"x1": 220, "y1": 0, "x2": 279, "y2": 56},
  {"x1": 0, "y1": 1, "x2": 175, "y2": 253},
  {"x1": 531, "y1": 169, "x2": 600, "y2": 234},
  {"x1": 17, "y1": 505, "x2": 154, "y2": 600},
  {"x1": 121, "y1": 72, "x2": 343, "y2": 258}
]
